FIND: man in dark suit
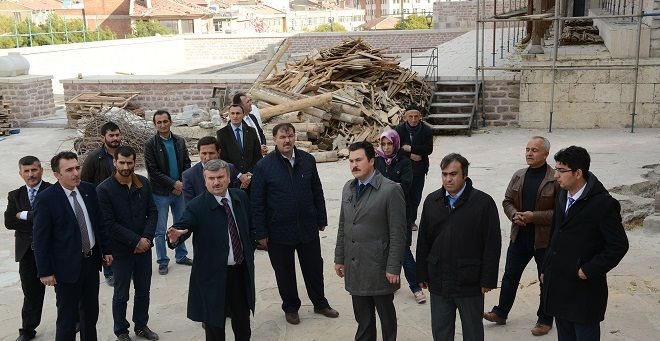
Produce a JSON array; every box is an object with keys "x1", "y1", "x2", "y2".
[
  {"x1": 541, "y1": 146, "x2": 629, "y2": 341},
  {"x1": 167, "y1": 159, "x2": 255, "y2": 341},
  {"x1": 395, "y1": 103, "x2": 434, "y2": 231},
  {"x1": 4, "y1": 156, "x2": 51, "y2": 341},
  {"x1": 182, "y1": 136, "x2": 239, "y2": 203},
  {"x1": 33, "y1": 151, "x2": 113, "y2": 341},
  {"x1": 233, "y1": 92, "x2": 268, "y2": 156},
  {"x1": 251, "y1": 123, "x2": 338, "y2": 325},
  {"x1": 217, "y1": 104, "x2": 262, "y2": 192}
]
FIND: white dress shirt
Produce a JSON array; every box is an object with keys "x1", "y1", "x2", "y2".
[
  {"x1": 63, "y1": 186, "x2": 96, "y2": 249},
  {"x1": 19, "y1": 181, "x2": 42, "y2": 220},
  {"x1": 244, "y1": 106, "x2": 265, "y2": 145},
  {"x1": 213, "y1": 191, "x2": 241, "y2": 266},
  {"x1": 565, "y1": 183, "x2": 587, "y2": 213}
]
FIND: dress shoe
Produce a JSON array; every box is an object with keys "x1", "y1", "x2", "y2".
[
  {"x1": 16, "y1": 334, "x2": 35, "y2": 341},
  {"x1": 116, "y1": 334, "x2": 132, "y2": 341},
  {"x1": 176, "y1": 257, "x2": 193, "y2": 266},
  {"x1": 314, "y1": 307, "x2": 339, "y2": 318},
  {"x1": 136, "y1": 326, "x2": 159, "y2": 340},
  {"x1": 285, "y1": 312, "x2": 300, "y2": 325},
  {"x1": 158, "y1": 265, "x2": 168, "y2": 275},
  {"x1": 483, "y1": 311, "x2": 506, "y2": 325},
  {"x1": 531, "y1": 323, "x2": 552, "y2": 336}
]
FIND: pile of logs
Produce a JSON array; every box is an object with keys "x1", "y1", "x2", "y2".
[
  {"x1": 65, "y1": 92, "x2": 142, "y2": 121},
  {"x1": 249, "y1": 38, "x2": 432, "y2": 159},
  {"x1": 0, "y1": 96, "x2": 11, "y2": 136}
]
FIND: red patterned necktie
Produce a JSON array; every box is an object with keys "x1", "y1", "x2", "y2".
[{"x1": 221, "y1": 198, "x2": 243, "y2": 264}]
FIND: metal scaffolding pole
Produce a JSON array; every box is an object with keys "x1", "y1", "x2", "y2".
[
  {"x1": 630, "y1": 0, "x2": 644, "y2": 133},
  {"x1": 547, "y1": 0, "x2": 560, "y2": 133}
]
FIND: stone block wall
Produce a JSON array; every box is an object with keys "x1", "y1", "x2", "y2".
[
  {"x1": 518, "y1": 66, "x2": 660, "y2": 128},
  {"x1": 434, "y1": 0, "x2": 512, "y2": 31},
  {"x1": 482, "y1": 79, "x2": 520, "y2": 126},
  {"x1": 0, "y1": 75, "x2": 55, "y2": 123}
]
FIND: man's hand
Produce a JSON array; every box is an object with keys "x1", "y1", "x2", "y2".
[
  {"x1": 172, "y1": 188, "x2": 182, "y2": 196},
  {"x1": 335, "y1": 264, "x2": 345, "y2": 278},
  {"x1": 103, "y1": 255, "x2": 113, "y2": 267},
  {"x1": 40, "y1": 275, "x2": 57, "y2": 286},
  {"x1": 402, "y1": 145, "x2": 411, "y2": 153},
  {"x1": 410, "y1": 153, "x2": 422, "y2": 162},
  {"x1": 15, "y1": 212, "x2": 21, "y2": 219},
  {"x1": 261, "y1": 145, "x2": 269, "y2": 155},
  {"x1": 578, "y1": 268, "x2": 587, "y2": 280},
  {"x1": 257, "y1": 238, "x2": 268, "y2": 250},
  {"x1": 481, "y1": 287, "x2": 493, "y2": 294},
  {"x1": 239, "y1": 174, "x2": 252, "y2": 189},
  {"x1": 167, "y1": 227, "x2": 188, "y2": 244},
  {"x1": 516, "y1": 211, "x2": 534, "y2": 225},
  {"x1": 134, "y1": 238, "x2": 151, "y2": 254},
  {"x1": 419, "y1": 282, "x2": 428, "y2": 289},
  {"x1": 173, "y1": 180, "x2": 184, "y2": 192},
  {"x1": 386, "y1": 272, "x2": 400, "y2": 284},
  {"x1": 512, "y1": 213, "x2": 526, "y2": 226},
  {"x1": 318, "y1": 226, "x2": 326, "y2": 232}
]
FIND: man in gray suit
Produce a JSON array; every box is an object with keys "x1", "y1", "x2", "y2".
[{"x1": 335, "y1": 141, "x2": 406, "y2": 341}]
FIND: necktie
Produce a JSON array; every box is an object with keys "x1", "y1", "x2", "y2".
[
  {"x1": 566, "y1": 197, "x2": 576, "y2": 214},
  {"x1": 235, "y1": 127, "x2": 243, "y2": 151},
  {"x1": 356, "y1": 183, "x2": 367, "y2": 200},
  {"x1": 221, "y1": 198, "x2": 244, "y2": 265},
  {"x1": 28, "y1": 188, "x2": 36, "y2": 207},
  {"x1": 70, "y1": 191, "x2": 92, "y2": 253}
]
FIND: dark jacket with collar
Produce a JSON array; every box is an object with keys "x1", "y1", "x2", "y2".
[
  {"x1": 502, "y1": 164, "x2": 558, "y2": 249},
  {"x1": 217, "y1": 122, "x2": 262, "y2": 175},
  {"x1": 247, "y1": 114, "x2": 266, "y2": 146},
  {"x1": 541, "y1": 173, "x2": 628, "y2": 324},
  {"x1": 251, "y1": 147, "x2": 328, "y2": 245},
  {"x1": 4, "y1": 181, "x2": 52, "y2": 262},
  {"x1": 182, "y1": 161, "x2": 239, "y2": 203},
  {"x1": 97, "y1": 173, "x2": 158, "y2": 256},
  {"x1": 33, "y1": 181, "x2": 112, "y2": 283},
  {"x1": 168, "y1": 189, "x2": 255, "y2": 327},
  {"x1": 416, "y1": 178, "x2": 501, "y2": 297},
  {"x1": 375, "y1": 152, "x2": 414, "y2": 242},
  {"x1": 81, "y1": 146, "x2": 114, "y2": 186},
  {"x1": 395, "y1": 122, "x2": 434, "y2": 175},
  {"x1": 144, "y1": 132, "x2": 191, "y2": 196}
]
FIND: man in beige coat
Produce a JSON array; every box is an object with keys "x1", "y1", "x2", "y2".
[{"x1": 335, "y1": 141, "x2": 407, "y2": 341}]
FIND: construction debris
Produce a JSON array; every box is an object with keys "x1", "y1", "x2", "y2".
[
  {"x1": 561, "y1": 19, "x2": 604, "y2": 45},
  {"x1": 65, "y1": 92, "x2": 141, "y2": 121},
  {"x1": 0, "y1": 96, "x2": 12, "y2": 136},
  {"x1": 252, "y1": 38, "x2": 432, "y2": 155}
]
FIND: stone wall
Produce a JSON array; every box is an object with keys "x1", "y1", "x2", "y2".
[
  {"x1": 433, "y1": 0, "x2": 512, "y2": 31},
  {"x1": 482, "y1": 79, "x2": 520, "y2": 126},
  {"x1": 0, "y1": 75, "x2": 55, "y2": 123},
  {"x1": 519, "y1": 65, "x2": 660, "y2": 128}
]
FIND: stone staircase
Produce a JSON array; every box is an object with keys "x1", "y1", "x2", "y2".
[
  {"x1": 653, "y1": 0, "x2": 660, "y2": 57},
  {"x1": 424, "y1": 81, "x2": 482, "y2": 136}
]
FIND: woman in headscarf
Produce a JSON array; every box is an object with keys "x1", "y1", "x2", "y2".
[{"x1": 375, "y1": 129, "x2": 427, "y2": 304}]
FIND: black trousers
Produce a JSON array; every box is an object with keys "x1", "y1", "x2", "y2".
[
  {"x1": 407, "y1": 173, "x2": 426, "y2": 226},
  {"x1": 54, "y1": 254, "x2": 100, "y2": 341},
  {"x1": 351, "y1": 294, "x2": 397, "y2": 341},
  {"x1": 112, "y1": 251, "x2": 152, "y2": 335},
  {"x1": 267, "y1": 239, "x2": 330, "y2": 313},
  {"x1": 18, "y1": 249, "x2": 46, "y2": 338},
  {"x1": 430, "y1": 293, "x2": 484, "y2": 341},
  {"x1": 204, "y1": 264, "x2": 251, "y2": 341},
  {"x1": 556, "y1": 317, "x2": 600, "y2": 341}
]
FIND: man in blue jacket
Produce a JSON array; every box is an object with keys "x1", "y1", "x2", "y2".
[
  {"x1": 97, "y1": 146, "x2": 159, "y2": 341},
  {"x1": 251, "y1": 123, "x2": 339, "y2": 325}
]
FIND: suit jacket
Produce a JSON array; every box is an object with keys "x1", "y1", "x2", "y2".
[
  {"x1": 33, "y1": 181, "x2": 111, "y2": 283},
  {"x1": 80, "y1": 146, "x2": 114, "y2": 186},
  {"x1": 334, "y1": 171, "x2": 406, "y2": 296},
  {"x1": 4, "y1": 181, "x2": 52, "y2": 262},
  {"x1": 182, "y1": 161, "x2": 239, "y2": 202},
  {"x1": 168, "y1": 189, "x2": 256, "y2": 326},
  {"x1": 541, "y1": 173, "x2": 628, "y2": 324},
  {"x1": 217, "y1": 123, "x2": 262, "y2": 175}
]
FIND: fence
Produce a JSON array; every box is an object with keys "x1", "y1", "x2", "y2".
[{"x1": 0, "y1": 15, "x2": 114, "y2": 49}]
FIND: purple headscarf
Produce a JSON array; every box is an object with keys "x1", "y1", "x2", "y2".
[{"x1": 376, "y1": 129, "x2": 401, "y2": 166}]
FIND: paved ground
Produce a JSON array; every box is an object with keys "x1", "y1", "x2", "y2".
[{"x1": 0, "y1": 127, "x2": 659, "y2": 341}]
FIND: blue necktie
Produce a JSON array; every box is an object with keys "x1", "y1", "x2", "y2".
[
  {"x1": 28, "y1": 188, "x2": 36, "y2": 207},
  {"x1": 566, "y1": 197, "x2": 575, "y2": 214},
  {"x1": 356, "y1": 183, "x2": 367, "y2": 200},
  {"x1": 235, "y1": 127, "x2": 243, "y2": 151}
]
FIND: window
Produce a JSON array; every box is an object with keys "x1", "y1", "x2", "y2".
[
  {"x1": 213, "y1": 19, "x2": 223, "y2": 31},
  {"x1": 181, "y1": 20, "x2": 194, "y2": 34},
  {"x1": 159, "y1": 20, "x2": 178, "y2": 33}
]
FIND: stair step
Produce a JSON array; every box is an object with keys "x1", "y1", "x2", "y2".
[
  {"x1": 430, "y1": 102, "x2": 474, "y2": 108},
  {"x1": 428, "y1": 124, "x2": 471, "y2": 130},
  {"x1": 434, "y1": 91, "x2": 476, "y2": 96},
  {"x1": 426, "y1": 114, "x2": 472, "y2": 119},
  {"x1": 435, "y1": 81, "x2": 479, "y2": 86}
]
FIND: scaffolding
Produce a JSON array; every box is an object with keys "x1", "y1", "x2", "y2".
[{"x1": 474, "y1": 0, "x2": 660, "y2": 132}]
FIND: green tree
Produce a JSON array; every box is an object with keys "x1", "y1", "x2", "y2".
[
  {"x1": 314, "y1": 22, "x2": 347, "y2": 32},
  {"x1": 0, "y1": 14, "x2": 115, "y2": 48},
  {"x1": 129, "y1": 20, "x2": 171, "y2": 38},
  {"x1": 395, "y1": 14, "x2": 432, "y2": 30}
]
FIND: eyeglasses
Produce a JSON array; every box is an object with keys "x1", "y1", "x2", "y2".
[{"x1": 554, "y1": 167, "x2": 574, "y2": 173}]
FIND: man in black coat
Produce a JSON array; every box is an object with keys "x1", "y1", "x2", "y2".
[
  {"x1": 217, "y1": 104, "x2": 262, "y2": 192},
  {"x1": 182, "y1": 136, "x2": 239, "y2": 203},
  {"x1": 395, "y1": 103, "x2": 433, "y2": 231},
  {"x1": 541, "y1": 146, "x2": 628, "y2": 341},
  {"x1": 33, "y1": 151, "x2": 113, "y2": 341},
  {"x1": 97, "y1": 146, "x2": 159, "y2": 341},
  {"x1": 81, "y1": 121, "x2": 121, "y2": 285},
  {"x1": 233, "y1": 92, "x2": 268, "y2": 156},
  {"x1": 416, "y1": 153, "x2": 501, "y2": 341},
  {"x1": 4, "y1": 156, "x2": 51, "y2": 341},
  {"x1": 167, "y1": 159, "x2": 256, "y2": 341},
  {"x1": 251, "y1": 123, "x2": 338, "y2": 325}
]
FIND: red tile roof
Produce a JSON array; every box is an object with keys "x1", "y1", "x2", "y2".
[
  {"x1": 359, "y1": 16, "x2": 398, "y2": 30},
  {"x1": 14, "y1": 0, "x2": 66, "y2": 10},
  {"x1": 132, "y1": 0, "x2": 213, "y2": 17}
]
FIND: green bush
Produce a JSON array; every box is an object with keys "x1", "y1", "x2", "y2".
[
  {"x1": 314, "y1": 22, "x2": 347, "y2": 32},
  {"x1": 395, "y1": 14, "x2": 432, "y2": 30},
  {"x1": 128, "y1": 20, "x2": 171, "y2": 38}
]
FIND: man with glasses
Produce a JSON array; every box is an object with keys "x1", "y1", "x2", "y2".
[
  {"x1": 484, "y1": 136, "x2": 556, "y2": 336},
  {"x1": 540, "y1": 146, "x2": 628, "y2": 341}
]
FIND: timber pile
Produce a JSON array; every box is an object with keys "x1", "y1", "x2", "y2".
[
  {"x1": 0, "y1": 96, "x2": 11, "y2": 136},
  {"x1": 561, "y1": 19, "x2": 603, "y2": 45},
  {"x1": 66, "y1": 92, "x2": 141, "y2": 121},
  {"x1": 251, "y1": 38, "x2": 432, "y2": 157}
]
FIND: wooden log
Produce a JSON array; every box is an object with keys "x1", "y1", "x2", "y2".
[
  {"x1": 268, "y1": 111, "x2": 304, "y2": 124},
  {"x1": 251, "y1": 88, "x2": 332, "y2": 121},
  {"x1": 260, "y1": 93, "x2": 333, "y2": 121},
  {"x1": 295, "y1": 140, "x2": 313, "y2": 148},
  {"x1": 331, "y1": 112, "x2": 364, "y2": 124},
  {"x1": 251, "y1": 39, "x2": 291, "y2": 89},
  {"x1": 292, "y1": 122, "x2": 325, "y2": 133},
  {"x1": 311, "y1": 151, "x2": 339, "y2": 163},
  {"x1": 307, "y1": 131, "x2": 320, "y2": 140},
  {"x1": 296, "y1": 132, "x2": 308, "y2": 141}
]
